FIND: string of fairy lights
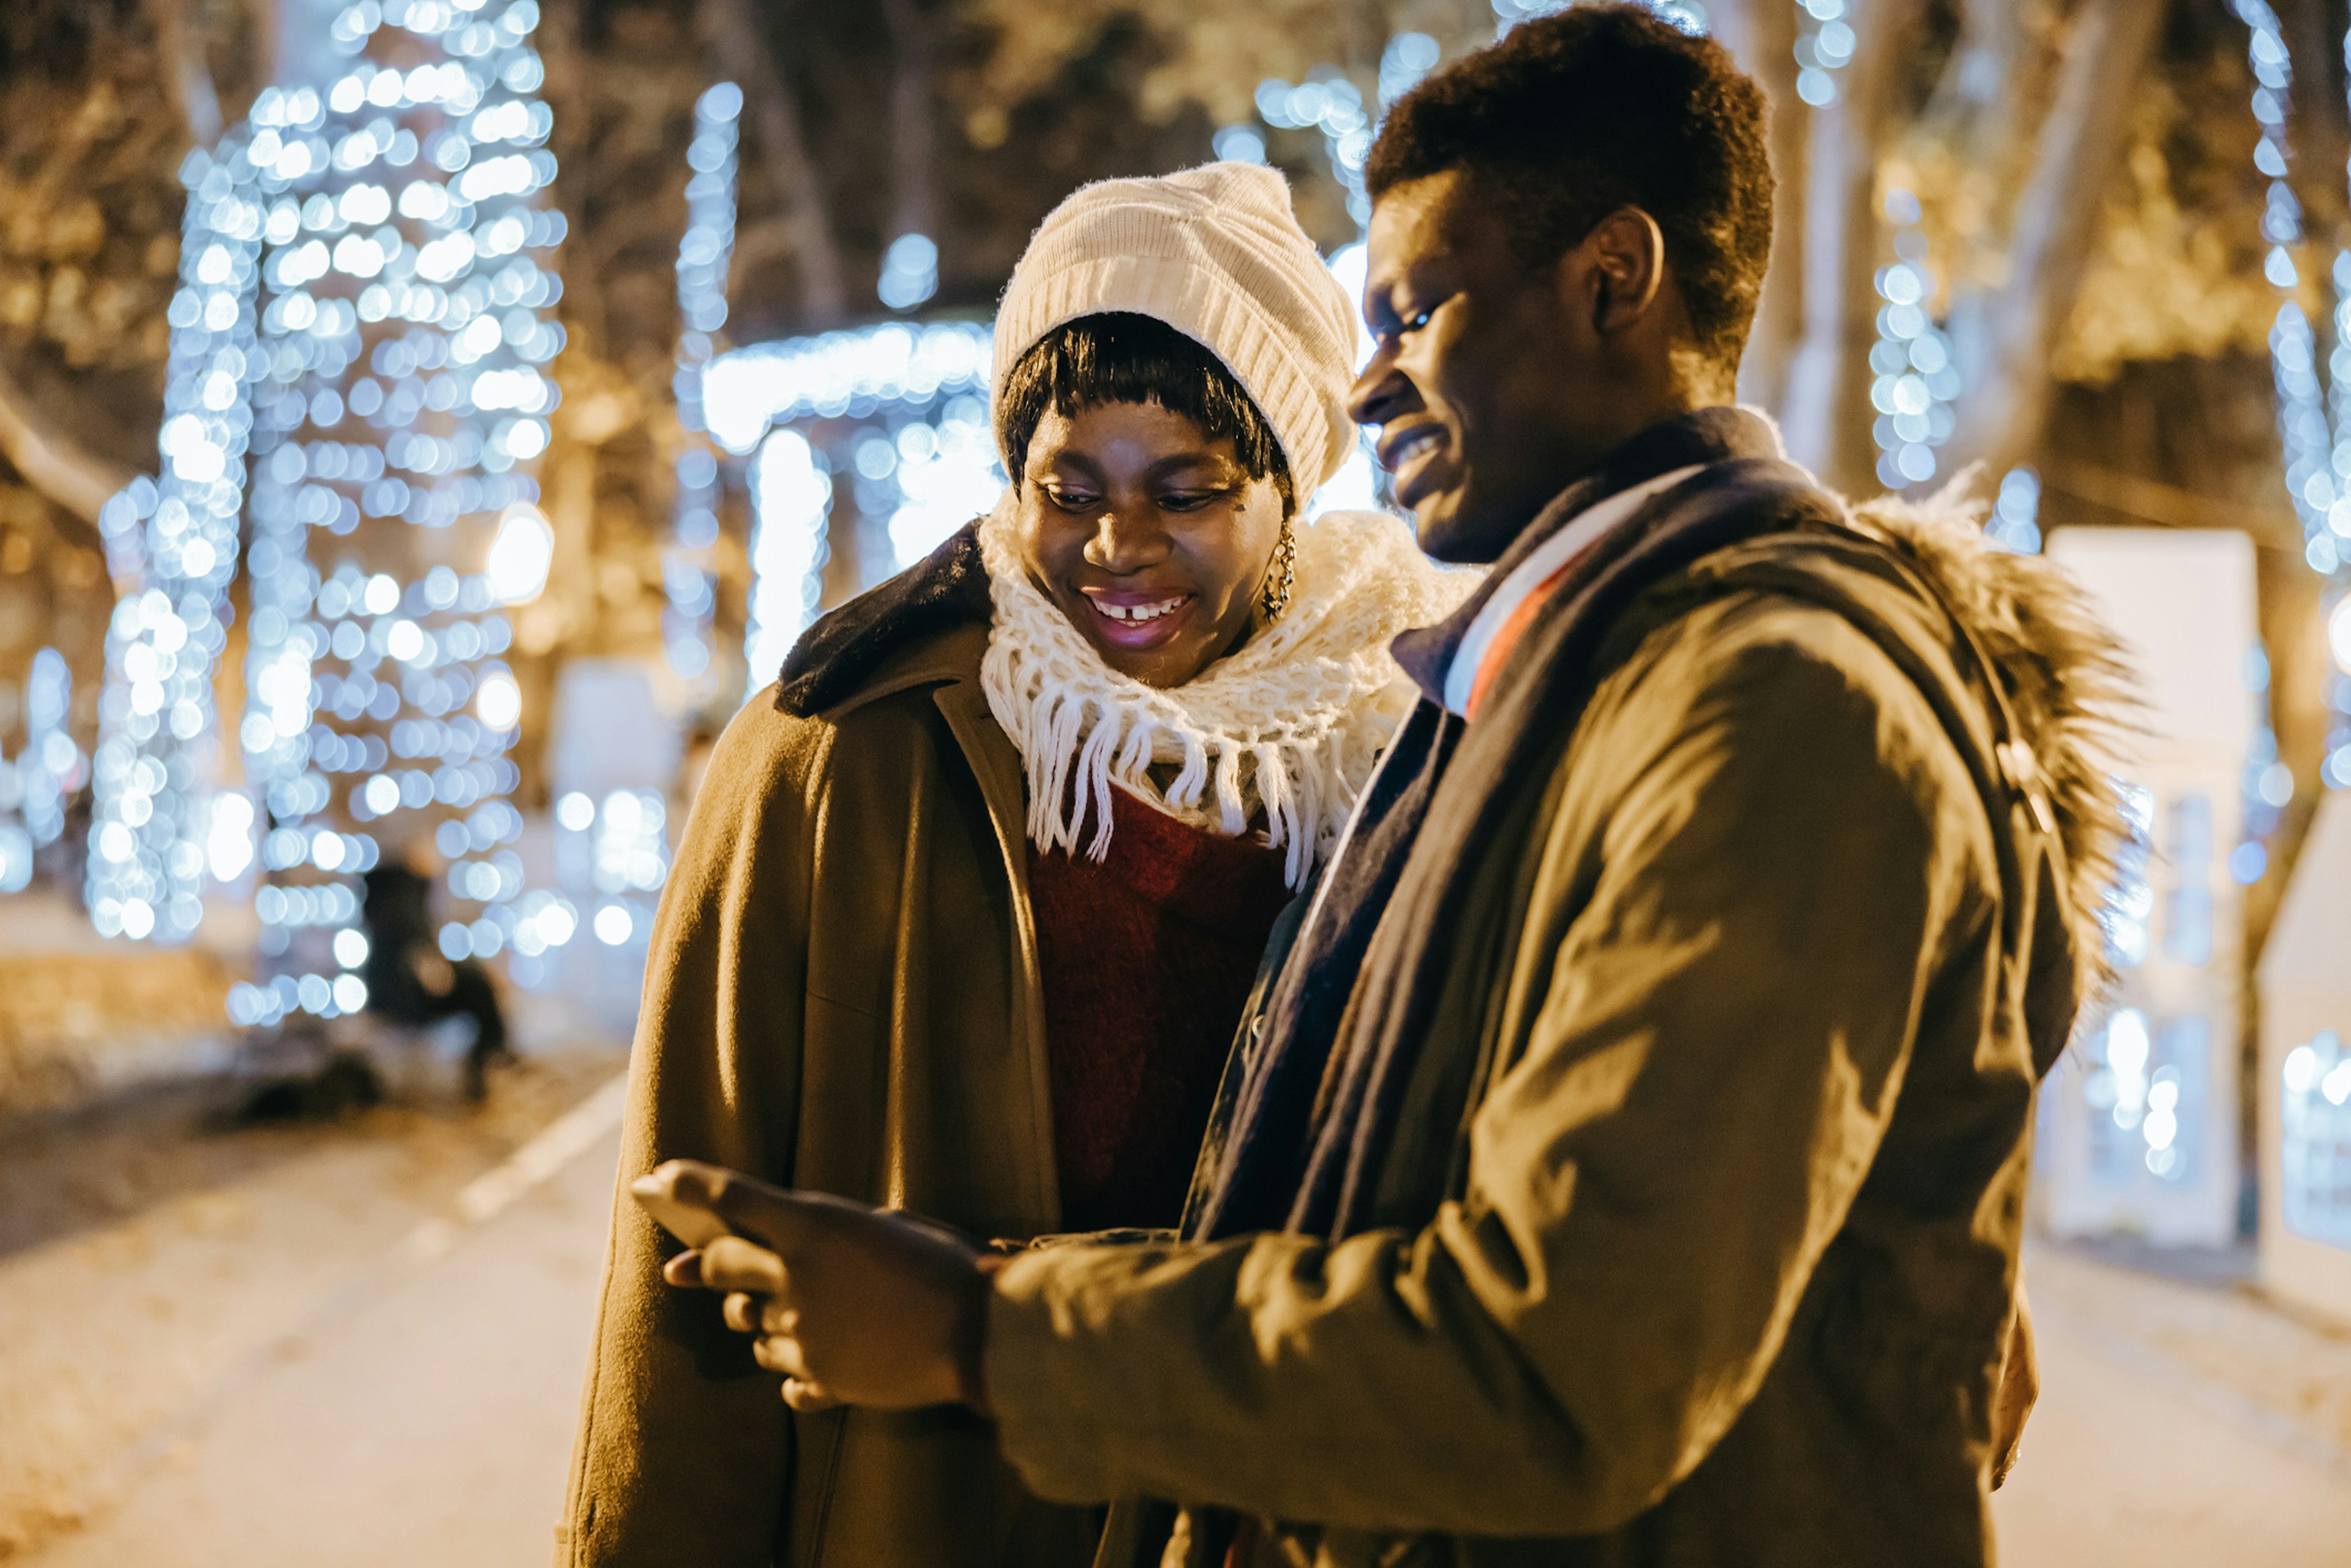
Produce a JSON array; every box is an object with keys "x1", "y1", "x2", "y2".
[
  {"x1": 0, "y1": 649, "x2": 82, "y2": 895},
  {"x1": 72, "y1": 0, "x2": 574, "y2": 1031},
  {"x1": 1789, "y1": 0, "x2": 1853, "y2": 107},
  {"x1": 664, "y1": 80, "x2": 741, "y2": 689},
  {"x1": 2222, "y1": 1, "x2": 2351, "y2": 798},
  {"x1": 85, "y1": 133, "x2": 263, "y2": 945},
  {"x1": 1867, "y1": 189, "x2": 1962, "y2": 491}
]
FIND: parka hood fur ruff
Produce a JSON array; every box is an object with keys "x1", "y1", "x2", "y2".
[{"x1": 1845, "y1": 479, "x2": 2135, "y2": 1015}]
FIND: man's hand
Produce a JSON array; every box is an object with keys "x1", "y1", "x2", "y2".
[{"x1": 650, "y1": 1160, "x2": 991, "y2": 1414}]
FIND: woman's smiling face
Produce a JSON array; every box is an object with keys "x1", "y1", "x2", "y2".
[{"x1": 1014, "y1": 400, "x2": 1288, "y2": 688}]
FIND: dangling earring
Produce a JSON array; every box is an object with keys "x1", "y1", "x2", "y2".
[{"x1": 1259, "y1": 518, "x2": 1297, "y2": 623}]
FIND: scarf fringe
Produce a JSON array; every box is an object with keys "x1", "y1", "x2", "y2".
[{"x1": 977, "y1": 493, "x2": 1475, "y2": 890}]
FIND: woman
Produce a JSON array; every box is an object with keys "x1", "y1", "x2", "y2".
[{"x1": 560, "y1": 162, "x2": 1467, "y2": 1568}]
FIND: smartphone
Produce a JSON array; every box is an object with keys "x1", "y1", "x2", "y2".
[{"x1": 630, "y1": 1169, "x2": 735, "y2": 1250}]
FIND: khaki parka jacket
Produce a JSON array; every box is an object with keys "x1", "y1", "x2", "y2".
[
  {"x1": 982, "y1": 498, "x2": 2125, "y2": 1568},
  {"x1": 558, "y1": 620, "x2": 1106, "y2": 1568}
]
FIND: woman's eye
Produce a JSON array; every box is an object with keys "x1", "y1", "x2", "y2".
[
  {"x1": 1046, "y1": 488, "x2": 1098, "y2": 511},
  {"x1": 1158, "y1": 492, "x2": 1218, "y2": 512},
  {"x1": 1403, "y1": 308, "x2": 1433, "y2": 333}
]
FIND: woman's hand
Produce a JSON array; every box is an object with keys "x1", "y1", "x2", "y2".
[{"x1": 652, "y1": 1160, "x2": 992, "y2": 1414}]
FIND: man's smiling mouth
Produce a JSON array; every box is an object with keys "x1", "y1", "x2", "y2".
[{"x1": 1379, "y1": 424, "x2": 1446, "y2": 471}]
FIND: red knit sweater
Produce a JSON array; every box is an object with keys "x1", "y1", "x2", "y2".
[{"x1": 1027, "y1": 786, "x2": 1294, "y2": 1234}]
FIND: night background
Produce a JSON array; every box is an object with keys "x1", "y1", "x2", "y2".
[{"x1": 2, "y1": 1, "x2": 2350, "y2": 1562}]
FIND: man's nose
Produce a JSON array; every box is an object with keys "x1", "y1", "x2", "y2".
[{"x1": 1348, "y1": 345, "x2": 1415, "y2": 430}]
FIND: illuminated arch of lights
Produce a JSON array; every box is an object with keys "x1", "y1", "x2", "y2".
[{"x1": 703, "y1": 321, "x2": 997, "y2": 699}]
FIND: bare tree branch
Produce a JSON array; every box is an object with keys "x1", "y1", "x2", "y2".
[
  {"x1": 1926, "y1": 0, "x2": 2017, "y2": 126},
  {"x1": 534, "y1": 0, "x2": 605, "y2": 345},
  {"x1": 1944, "y1": 0, "x2": 2165, "y2": 479},
  {"x1": 879, "y1": 0, "x2": 939, "y2": 249},
  {"x1": 142, "y1": 0, "x2": 223, "y2": 147},
  {"x1": 0, "y1": 355, "x2": 139, "y2": 577},
  {"x1": 701, "y1": 0, "x2": 847, "y2": 329}
]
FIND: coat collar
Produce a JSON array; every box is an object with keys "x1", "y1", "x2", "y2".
[
  {"x1": 774, "y1": 522, "x2": 992, "y2": 718},
  {"x1": 1390, "y1": 405, "x2": 1788, "y2": 705},
  {"x1": 815, "y1": 620, "x2": 989, "y2": 722}
]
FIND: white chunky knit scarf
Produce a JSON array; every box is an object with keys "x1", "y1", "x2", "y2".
[{"x1": 978, "y1": 493, "x2": 1475, "y2": 889}]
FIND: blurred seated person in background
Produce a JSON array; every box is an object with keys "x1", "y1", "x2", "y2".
[
  {"x1": 361, "y1": 837, "x2": 511, "y2": 1102},
  {"x1": 558, "y1": 163, "x2": 1471, "y2": 1568}
]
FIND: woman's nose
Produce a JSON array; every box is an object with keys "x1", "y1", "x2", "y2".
[{"x1": 1082, "y1": 507, "x2": 1171, "y2": 574}]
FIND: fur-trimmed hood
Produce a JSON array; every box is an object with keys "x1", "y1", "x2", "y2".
[{"x1": 1847, "y1": 482, "x2": 2134, "y2": 1015}]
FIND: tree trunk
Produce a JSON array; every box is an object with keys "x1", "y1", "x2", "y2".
[
  {"x1": 1943, "y1": 0, "x2": 2165, "y2": 480},
  {"x1": 701, "y1": 0, "x2": 847, "y2": 330},
  {"x1": 534, "y1": 0, "x2": 604, "y2": 346},
  {"x1": 1777, "y1": 0, "x2": 1919, "y2": 493},
  {"x1": 878, "y1": 0, "x2": 938, "y2": 249},
  {"x1": 1722, "y1": 0, "x2": 1806, "y2": 416},
  {"x1": 143, "y1": 0, "x2": 223, "y2": 147},
  {"x1": 0, "y1": 354, "x2": 138, "y2": 578}
]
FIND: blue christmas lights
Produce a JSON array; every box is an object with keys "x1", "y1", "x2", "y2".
[
  {"x1": 2223, "y1": 0, "x2": 2349, "y2": 805},
  {"x1": 85, "y1": 134, "x2": 266, "y2": 943},
  {"x1": 666, "y1": 80, "x2": 741, "y2": 688},
  {"x1": 1791, "y1": 0, "x2": 1853, "y2": 107},
  {"x1": 1255, "y1": 73, "x2": 1375, "y2": 231},
  {"x1": 0, "y1": 649, "x2": 84, "y2": 894},
  {"x1": 1868, "y1": 189, "x2": 1962, "y2": 490},
  {"x1": 156, "y1": 0, "x2": 574, "y2": 1027}
]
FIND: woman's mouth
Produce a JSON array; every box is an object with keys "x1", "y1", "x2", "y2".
[{"x1": 1079, "y1": 588, "x2": 1198, "y2": 650}]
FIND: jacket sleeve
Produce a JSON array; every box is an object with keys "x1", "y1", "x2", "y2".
[
  {"x1": 983, "y1": 601, "x2": 1990, "y2": 1536},
  {"x1": 558, "y1": 696, "x2": 825, "y2": 1566}
]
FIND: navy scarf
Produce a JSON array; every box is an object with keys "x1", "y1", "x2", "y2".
[{"x1": 1193, "y1": 408, "x2": 1843, "y2": 1242}]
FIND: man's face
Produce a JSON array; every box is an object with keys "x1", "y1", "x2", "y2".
[{"x1": 1351, "y1": 170, "x2": 1618, "y2": 565}]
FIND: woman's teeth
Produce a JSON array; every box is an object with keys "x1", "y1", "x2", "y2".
[{"x1": 1097, "y1": 597, "x2": 1186, "y2": 623}]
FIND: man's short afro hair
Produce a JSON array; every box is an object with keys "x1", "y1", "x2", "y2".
[{"x1": 1366, "y1": 4, "x2": 1774, "y2": 372}]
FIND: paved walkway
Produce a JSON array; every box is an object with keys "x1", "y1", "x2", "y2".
[
  {"x1": 11, "y1": 1070, "x2": 2351, "y2": 1564},
  {"x1": 1993, "y1": 1245, "x2": 2351, "y2": 1565}
]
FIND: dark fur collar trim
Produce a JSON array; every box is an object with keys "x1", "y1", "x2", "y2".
[{"x1": 773, "y1": 522, "x2": 992, "y2": 717}]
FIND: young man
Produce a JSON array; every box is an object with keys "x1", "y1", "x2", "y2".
[{"x1": 659, "y1": 9, "x2": 2123, "y2": 1564}]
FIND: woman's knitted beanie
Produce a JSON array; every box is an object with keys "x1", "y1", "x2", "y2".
[{"x1": 992, "y1": 162, "x2": 1360, "y2": 495}]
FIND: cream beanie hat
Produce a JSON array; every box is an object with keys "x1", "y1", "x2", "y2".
[{"x1": 992, "y1": 162, "x2": 1361, "y2": 495}]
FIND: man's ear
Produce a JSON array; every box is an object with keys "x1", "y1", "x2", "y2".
[{"x1": 1563, "y1": 207, "x2": 1667, "y2": 336}]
